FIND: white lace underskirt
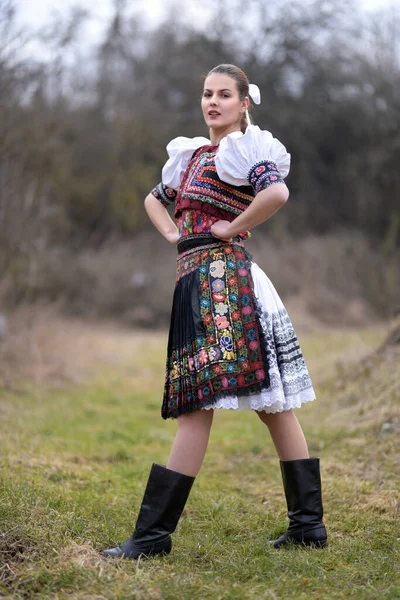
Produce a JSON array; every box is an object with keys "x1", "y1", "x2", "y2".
[{"x1": 201, "y1": 262, "x2": 316, "y2": 413}]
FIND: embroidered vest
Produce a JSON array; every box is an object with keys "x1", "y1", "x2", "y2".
[{"x1": 174, "y1": 146, "x2": 255, "y2": 221}]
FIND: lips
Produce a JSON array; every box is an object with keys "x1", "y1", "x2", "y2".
[{"x1": 208, "y1": 111, "x2": 220, "y2": 116}]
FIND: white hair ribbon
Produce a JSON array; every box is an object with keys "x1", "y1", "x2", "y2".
[{"x1": 248, "y1": 83, "x2": 261, "y2": 105}]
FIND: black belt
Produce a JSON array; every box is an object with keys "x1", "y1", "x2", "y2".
[{"x1": 177, "y1": 235, "x2": 243, "y2": 255}]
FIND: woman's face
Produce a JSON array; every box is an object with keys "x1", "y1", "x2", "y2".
[{"x1": 201, "y1": 73, "x2": 248, "y2": 132}]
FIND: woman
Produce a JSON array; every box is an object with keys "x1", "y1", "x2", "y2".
[{"x1": 102, "y1": 64, "x2": 328, "y2": 559}]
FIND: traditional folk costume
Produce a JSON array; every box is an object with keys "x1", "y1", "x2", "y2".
[
  {"x1": 102, "y1": 124, "x2": 327, "y2": 561},
  {"x1": 151, "y1": 124, "x2": 315, "y2": 420}
]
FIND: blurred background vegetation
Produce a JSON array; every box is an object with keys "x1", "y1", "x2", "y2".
[{"x1": 1, "y1": 0, "x2": 399, "y2": 326}]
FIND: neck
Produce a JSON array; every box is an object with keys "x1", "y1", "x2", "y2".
[{"x1": 209, "y1": 124, "x2": 241, "y2": 146}]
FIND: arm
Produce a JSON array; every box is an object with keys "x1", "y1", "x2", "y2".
[
  {"x1": 144, "y1": 193, "x2": 179, "y2": 244},
  {"x1": 210, "y1": 184, "x2": 289, "y2": 240}
]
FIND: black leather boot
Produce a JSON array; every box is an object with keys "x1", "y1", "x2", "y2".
[
  {"x1": 102, "y1": 463, "x2": 195, "y2": 559},
  {"x1": 271, "y1": 457, "x2": 328, "y2": 549}
]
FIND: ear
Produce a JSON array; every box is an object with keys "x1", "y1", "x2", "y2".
[{"x1": 240, "y1": 97, "x2": 250, "y2": 113}]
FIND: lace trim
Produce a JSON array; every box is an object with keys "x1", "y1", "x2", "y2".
[{"x1": 200, "y1": 386, "x2": 315, "y2": 413}]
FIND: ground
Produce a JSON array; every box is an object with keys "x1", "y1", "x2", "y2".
[{"x1": 0, "y1": 311, "x2": 399, "y2": 599}]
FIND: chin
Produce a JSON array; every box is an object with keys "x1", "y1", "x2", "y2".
[{"x1": 208, "y1": 120, "x2": 226, "y2": 130}]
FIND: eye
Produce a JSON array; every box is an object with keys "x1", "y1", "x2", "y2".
[
  {"x1": 222, "y1": 94, "x2": 230, "y2": 98},
  {"x1": 203, "y1": 92, "x2": 211, "y2": 98}
]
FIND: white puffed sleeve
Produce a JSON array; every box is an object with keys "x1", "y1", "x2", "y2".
[
  {"x1": 161, "y1": 135, "x2": 211, "y2": 190},
  {"x1": 215, "y1": 125, "x2": 290, "y2": 193}
]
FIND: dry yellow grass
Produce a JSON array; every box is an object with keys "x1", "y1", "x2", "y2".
[
  {"x1": 0, "y1": 302, "x2": 387, "y2": 391},
  {"x1": 0, "y1": 305, "x2": 165, "y2": 389}
]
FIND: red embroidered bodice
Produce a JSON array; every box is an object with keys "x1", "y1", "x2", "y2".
[{"x1": 151, "y1": 146, "x2": 284, "y2": 236}]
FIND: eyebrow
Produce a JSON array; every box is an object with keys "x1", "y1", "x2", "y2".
[{"x1": 204, "y1": 88, "x2": 233, "y2": 92}]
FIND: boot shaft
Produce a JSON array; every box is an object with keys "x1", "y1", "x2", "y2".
[
  {"x1": 280, "y1": 457, "x2": 324, "y2": 525},
  {"x1": 134, "y1": 463, "x2": 195, "y2": 538}
]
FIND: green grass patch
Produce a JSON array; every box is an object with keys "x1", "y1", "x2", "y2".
[{"x1": 1, "y1": 325, "x2": 399, "y2": 599}]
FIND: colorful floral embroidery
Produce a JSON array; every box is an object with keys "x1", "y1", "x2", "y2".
[
  {"x1": 162, "y1": 241, "x2": 270, "y2": 419},
  {"x1": 203, "y1": 313, "x2": 213, "y2": 325},
  {"x1": 151, "y1": 183, "x2": 178, "y2": 207},
  {"x1": 177, "y1": 209, "x2": 250, "y2": 240},
  {"x1": 209, "y1": 260, "x2": 225, "y2": 278},
  {"x1": 211, "y1": 279, "x2": 224, "y2": 292},
  {"x1": 215, "y1": 303, "x2": 228, "y2": 315},
  {"x1": 247, "y1": 160, "x2": 284, "y2": 195},
  {"x1": 154, "y1": 151, "x2": 283, "y2": 237},
  {"x1": 177, "y1": 149, "x2": 254, "y2": 217},
  {"x1": 177, "y1": 209, "x2": 219, "y2": 237}
]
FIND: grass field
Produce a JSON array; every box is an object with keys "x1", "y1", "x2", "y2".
[{"x1": 1, "y1": 321, "x2": 399, "y2": 600}]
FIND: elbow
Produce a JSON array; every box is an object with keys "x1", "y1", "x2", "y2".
[
  {"x1": 144, "y1": 193, "x2": 154, "y2": 213},
  {"x1": 277, "y1": 184, "x2": 289, "y2": 205}
]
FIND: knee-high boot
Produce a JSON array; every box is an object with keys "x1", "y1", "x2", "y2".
[
  {"x1": 102, "y1": 463, "x2": 195, "y2": 559},
  {"x1": 271, "y1": 457, "x2": 328, "y2": 549}
]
